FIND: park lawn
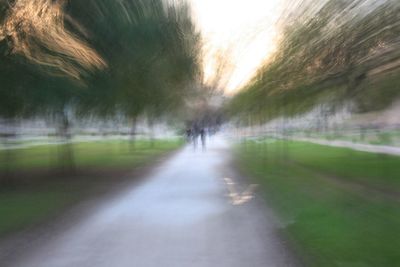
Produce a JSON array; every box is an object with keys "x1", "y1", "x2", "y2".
[
  {"x1": 285, "y1": 140, "x2": 400, "y2": 191},
  {"x1": 0, "y1": 139, "x2": 182, "y2": 237},
  {"x1": 0, "y1": 188, "x2": 75, "y2": 235},
  {"x1": 0, "y1": 139, "x2": 182, "y2": 171},
  {"x1": 235, "y1": 139, "x2": 400, "y2": 267}
]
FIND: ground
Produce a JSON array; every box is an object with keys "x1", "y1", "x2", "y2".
[
  {"x1": 235, "y1": 138, "x2": 400, "y2": 266},
  {"x1": 0, "y1": 136, "x2": 300, "y2": 267}
]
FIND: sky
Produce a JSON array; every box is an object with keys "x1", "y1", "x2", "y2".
[{"x1": 188, "y1": 0, "x2": 284, "y2": 94}]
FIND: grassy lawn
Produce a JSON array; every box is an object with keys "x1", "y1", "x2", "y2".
[
  {"x1": 235, "y1": 139, "x2": 400, "y2": 267},
  {"x1": 0, "y1": 189, "x2": 74, "y2": 235},
  {"x1": 0, "y1": 139, "x2": 182, "y2": 171},
  {"x1": 0, "y1": 139, "x2": 182, "y2": 237}
]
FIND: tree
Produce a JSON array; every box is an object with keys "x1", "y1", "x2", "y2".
[
  {"x1": 0, "y1": 0, "x2": 202, "y2": 180},
  {"x1": 228, "y1": 0, "x2": 400, "y2": 124}
]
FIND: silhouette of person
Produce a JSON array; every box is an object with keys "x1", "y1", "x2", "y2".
[
  {"x1": 200, "y1": 128, "x2": 206, "y2": 151},
  {"x1": 185, "y1": 127, "x2": 192, "y2": 143}
]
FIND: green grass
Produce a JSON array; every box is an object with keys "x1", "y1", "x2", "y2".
[
  {"x1": 235, "y1": 139, "x2": 400, "y2": 267},
  {"x1": 0, "y1": 139, "x2": 182, "y2": 237},
  {"x1": 0, "y1": 139, "x2": 182, "y2": 171},
  {"x1": 274, "y1": 140, "x2": 400, "y2": 191},
  {"x1": 0, "y1": 189, "x2": 74, "y2": 234}
]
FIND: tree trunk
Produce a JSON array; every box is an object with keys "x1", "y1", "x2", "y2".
[
  {"x1": 129, "y1": 117, "x2": 137, "y2": 152},
  {"x1": 1, "y1": 139, "x2": 16, "y2": 188},
  {"x1": 148, "y1": 118, "x2": 155, "y2": 148},
  {"x1": 0, "y1": 120, "x2": 17, "y2": 188},
  {"x1": 58, "y1": 110, "x2": 75, "y2": 175}
]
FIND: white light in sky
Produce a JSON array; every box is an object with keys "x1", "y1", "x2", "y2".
[{"x1": 189, "y1": 0, "x2": 284, "y2": 94}]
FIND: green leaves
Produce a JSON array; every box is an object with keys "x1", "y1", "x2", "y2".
[
  {"x1": 0, "y1": 0, "x2": 201, "y2": 122},
  {"x1": 228, "y1": 0, "x2": 400, "y2": 122}
]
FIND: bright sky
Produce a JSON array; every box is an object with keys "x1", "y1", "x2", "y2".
[{"x1": 189, "y1": 0, "x2": 284, "y2": 94}]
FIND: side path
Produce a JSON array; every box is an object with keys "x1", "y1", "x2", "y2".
[
  {"x1": 243, "y1": 133, "x2": 400, "y2": 156},
  {"x1": 294, "y1": 137, "x2": 400, "y2": 156},
  {"x1": 5, "y1": 136, "x2": 301, "y2": 267}
]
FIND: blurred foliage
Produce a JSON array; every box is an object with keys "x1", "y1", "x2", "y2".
[
  {"x1": 0, "y1": 0, "x2": 201, "y2": 178},
  {"x1": 0, "y1": 0, "x2": 201, "y2": 122},
  {"x1": 228, "y1": 0, "x2": 400, "y2": 123}
]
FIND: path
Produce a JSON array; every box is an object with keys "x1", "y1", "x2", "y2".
[
  {"x1": 3, "y1": 136, "x2": 299, "y2": 267},
  {"x1": 294, "y1": 137, "x2": 400, "y2": 156}
]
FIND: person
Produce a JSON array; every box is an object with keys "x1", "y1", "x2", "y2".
[
  {"x1": 192, "y1": 126, "x2": 199, "y2": 150},
  {"x1": 185, "y1": 127, "x2": 192, "y2": 143},
  {"x1": 200, "y1": 128, "x2": 206, "y2": 150}
]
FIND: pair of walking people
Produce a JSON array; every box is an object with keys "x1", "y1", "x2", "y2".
[{"x1": 186, "y1": 127, "x2": 206, "y2": 150}]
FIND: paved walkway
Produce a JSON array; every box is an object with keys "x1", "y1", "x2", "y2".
[
  {"x1": 295, "y1": 137, "x2": 400, "y2": 156},
  {"x1": 5, "y1": 136, "x2": 299, "y2": 267}
]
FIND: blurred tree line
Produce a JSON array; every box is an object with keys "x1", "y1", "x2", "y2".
[
  {"x1": 0, "y1": 0, "x2": 201, "y2": 180},
  {"x1": 228, "y1": 0, "x2": 400, "y2": 125}
]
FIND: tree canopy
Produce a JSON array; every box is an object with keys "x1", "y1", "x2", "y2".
[
  {"x1": 228, "y1": 0, "x2": 400, "y2": 124},
  {"x1": 0, "y1": 0, "x2": 201, "y2": 123}
]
